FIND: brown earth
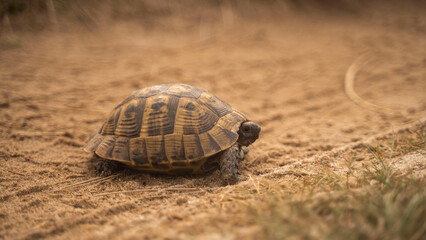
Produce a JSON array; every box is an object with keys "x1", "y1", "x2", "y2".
[{"x1": 1, "y1": 3, "x2": 425, "y2": 240}]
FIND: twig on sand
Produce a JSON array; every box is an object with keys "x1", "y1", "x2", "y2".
[{"x1": 344, "y1": 53, "x2": 401, "y2": 115}]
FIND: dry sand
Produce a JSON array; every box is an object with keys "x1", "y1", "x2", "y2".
[{"x1": 1, "y1": 4, "x2": 425, "y2": 239}]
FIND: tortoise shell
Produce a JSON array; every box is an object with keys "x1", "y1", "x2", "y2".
[{"x1": 84, "y1": 83, "x2": 248, "y2": 174}]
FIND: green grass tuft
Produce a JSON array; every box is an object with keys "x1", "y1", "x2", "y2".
[{"x1": 246, "y1": 126, "x2": 426, "y2": 240}]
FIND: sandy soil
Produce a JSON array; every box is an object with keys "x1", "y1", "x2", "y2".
[{"x1": 1, "y1": 5, "x2": 425, "y2": 240}]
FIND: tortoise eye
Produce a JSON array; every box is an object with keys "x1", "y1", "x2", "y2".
[{"x1": 242, "y1": 125, "x2": 250, "y2": 132}]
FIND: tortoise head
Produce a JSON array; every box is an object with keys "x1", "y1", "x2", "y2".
[{"x1": 237, "y1": 121, "x2": 261, "y2": 146}]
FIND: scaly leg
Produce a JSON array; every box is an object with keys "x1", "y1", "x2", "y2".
[
  {"x1": 219, "y1": 144, "x2": 240, "y2": 185},
  {"x1": 92, "y1": 154, "x2": 122, "y2": 175},
  {"x1": 238, "y1": 146, "x2": 249, "y2": 159}
]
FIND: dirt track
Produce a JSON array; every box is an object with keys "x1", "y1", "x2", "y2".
[{"x1": 1, "y1": 6, "x2": 425, "y2": 239}]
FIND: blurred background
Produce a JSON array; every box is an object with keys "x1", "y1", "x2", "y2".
[
  {"x1": 1, "y1": 1, "x2": 426, "y2": 239},
  {"x1": 2, "y1": 0, "x2": 425, "y2": 37}
]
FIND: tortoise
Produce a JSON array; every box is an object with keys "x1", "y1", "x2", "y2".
[{"x1": 83, "y1": 83, "x2": 261, "y2": 184}]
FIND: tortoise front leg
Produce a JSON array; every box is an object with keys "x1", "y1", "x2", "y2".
[
  {"x1": 237, "y1": 146, "x2": 249, "y2": 160},
  {"x1": 219, "y1": 144, "x2": 240, "y2": 185}
]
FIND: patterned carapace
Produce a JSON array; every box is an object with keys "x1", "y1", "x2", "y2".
[{"x1": 84, "y1": 84, "x2": 248, "y2": 174}]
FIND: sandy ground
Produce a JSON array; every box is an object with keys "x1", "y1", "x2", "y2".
[{"x1": 1, "y1": 6, "x2": 425, "y2": 240}]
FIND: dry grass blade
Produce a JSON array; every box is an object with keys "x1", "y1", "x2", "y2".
[
  {"x1": 94, "y1": 187, "x2": 200, "y2": 196},
  {"x1": 6, "y1": 169, "x2": 26, "y2": 176},
  {"x1": 175, "y1": 187, "x2": 201, "y2": 193},
  {"x1": 57, "y1": 174, "x2": 119, "y2": 190},
  {"x1": 220, "y1": 0, "x2": 234, "y2": 30},
  {"x1": 57, "y1": 176, "x2": 104, "y2": 189},
  {"x1": 344, "y1": 53, "x2": 401, "y2": 115},
  {"x1": 12, "y1": 131, "x2": 67, "y2": 137},
  {"x1": 95, "y1": 189, "x2": 160, "y2": 196},
  {"x1": 26, "y1": 103, "x2": 107, "y2": 114},
  {"x1": 164, "y1": 187, "x2": 200, "y2": 191},
  {"x1": 248, "y1": 174, "x2": 261, "y2": 194}
]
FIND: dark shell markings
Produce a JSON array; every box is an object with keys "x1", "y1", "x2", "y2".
[{"x1": 84, "y1": 83, "x2": 249, "y2": 174}]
